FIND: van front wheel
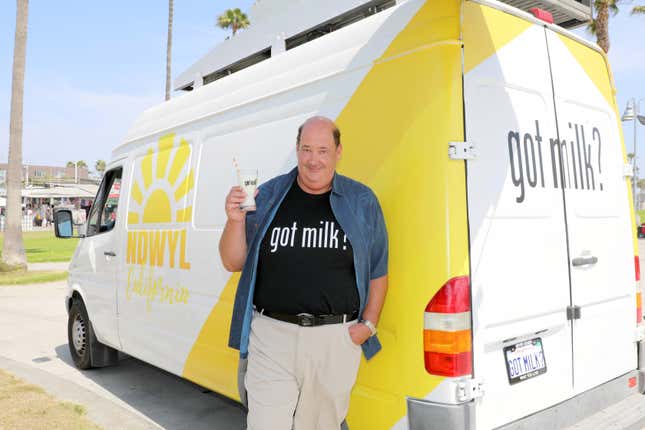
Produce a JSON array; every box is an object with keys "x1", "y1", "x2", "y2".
[{"x1": 68, "y1": 300, "x2": 92, "y2": 369}]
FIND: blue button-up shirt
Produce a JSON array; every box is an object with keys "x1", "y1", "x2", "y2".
[{"x1": 228, "y1": 167, "x2": 388, "y2": 360}]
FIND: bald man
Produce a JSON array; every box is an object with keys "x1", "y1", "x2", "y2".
[{"x1": 220, "y1": 116, "x2": 389, "y2": 429}]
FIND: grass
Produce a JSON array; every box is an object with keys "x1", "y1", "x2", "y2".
[
  {"x1": 0, "y1": 369, "x2": 103, "y2": 430},
  {"x1": 0, "y1": 270, "x2": 68, "y2": 286},
  {"x1": 0, "y1": 231, "x2": 78, "y2": 263}
]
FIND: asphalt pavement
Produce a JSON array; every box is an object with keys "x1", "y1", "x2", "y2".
[
  {"x1": 0, "y1": 280, "x2": 245, "y2": 430},
  {"x1": 3, "y1": 243, "x2": 645, "y2": 430}
]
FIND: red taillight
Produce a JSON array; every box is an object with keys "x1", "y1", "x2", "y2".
[
  {"x1": 636, "y1": 256, "x2": 642, "y2": 324},
  {"x1": 424, "y1": 276, "x2": 472, "y2": 377},
  {"x1": 424, "y1": 351, "x2": 472, "y2": 377},
  {"x1": 530, "y1": 8, "x2": 554, "y2": 24},
  {"x1": 635, "y1": 256, "x2": 641, "y2": 282},
  {"x1": 425, "y1": 276, "x2": 470, "y2": 313}
]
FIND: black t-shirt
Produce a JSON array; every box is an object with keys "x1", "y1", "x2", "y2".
[{"x1": 253, "y1": 180, "x2": 359, "y2": 315}]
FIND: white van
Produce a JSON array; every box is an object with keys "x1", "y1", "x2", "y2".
[{"x1": 55, "y1": 0, "x2": 645, "y2": 428}]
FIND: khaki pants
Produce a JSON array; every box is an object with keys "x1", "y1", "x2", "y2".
[{"x1": 245, "y1": 311, "x2": 362, "y2": 430}]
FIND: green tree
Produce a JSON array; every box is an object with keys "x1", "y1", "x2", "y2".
[
  {"x1": 95, "y1": 159, "x2": 106, "y2": 174},
  {"x1": 589, "y1": 1, "x2": 645, "y2": 53},
  {"x1": 66, "y1": 161, "x2": 74, "y2": 167},
  {"x1": 637, "y1": 178, "x2": 645, "y2": 191},
  {"x1": 216, "y1": 8, "x2": 250, "y2": 37},
  {"x1": 165, "y1": 0, "x2": 173, "y2": 101},
  {"x1": 3, "y1": 0, "x2": 30, "y2": 270},
  {"x1": 76, "y1": 160, "x2": 87, "y2": 169}
]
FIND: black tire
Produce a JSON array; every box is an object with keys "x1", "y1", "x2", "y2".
[{"x1": 68, "y1": 299, "x2": 93, "y2": 369}]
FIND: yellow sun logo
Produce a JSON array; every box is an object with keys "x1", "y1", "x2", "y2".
[{"x1": 127, "y1": 133, "x2": 194, "y2": 226}]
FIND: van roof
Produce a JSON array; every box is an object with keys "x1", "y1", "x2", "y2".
[
  {"x1": 113, "y1": 0, "x2": 600, "y2": 159},
  {"x1": 173, "y1": 0, "x2": 391, "y2": 92}
]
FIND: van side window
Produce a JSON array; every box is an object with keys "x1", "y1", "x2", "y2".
[
  {"x1": 100, "y1": 177, "x2": 121, "y2": 232},
  {"x1": 86, "y1": 168, "x2": 123, "y2": 237}
]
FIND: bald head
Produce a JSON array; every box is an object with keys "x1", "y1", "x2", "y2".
[
  {"x1": 296, "y1": 116, "x2": 341, "y2": 148},
  {"x1": 294, "y1": 115, "x2": 343, "y2": 194}
]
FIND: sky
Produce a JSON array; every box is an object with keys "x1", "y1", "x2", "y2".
[{"x1": 0, "y1": 1, "x2": 643, "y2": 172}]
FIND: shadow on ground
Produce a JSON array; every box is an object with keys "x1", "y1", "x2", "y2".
[{"x1": 54, "y1": 344, "x2": 246, "y2": 430}]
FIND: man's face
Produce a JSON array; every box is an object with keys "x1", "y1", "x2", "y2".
[{"x1": 296, "y1": 121, "x2": 342, "y2": 192}]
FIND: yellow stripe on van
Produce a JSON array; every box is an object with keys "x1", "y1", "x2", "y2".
[
  {"x1": 183, "y1": 1, "x2": 470, "y2": 427},
  {"x1": 556, "y1": 34, "x2": 639, "y2": 256},
  {"x1": 463, "y1": 2, "x2": 532, "y2": 73},
  {"x1": 557, "y1": 35, "x2": 616, "y2": 111},
  {"x1": 337, "y1": 1, "x2": 468, "y2": 428},
  {"x1": 182, "y1": 272, "x2": 242, "y2": 401}
]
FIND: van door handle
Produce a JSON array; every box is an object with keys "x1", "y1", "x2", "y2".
[
  {"x1": 572, "y1": 256, "x2": 598, "y2": 267},
  {"x1": 104, "y1": 251, "x2": 116, "y2": 257}
]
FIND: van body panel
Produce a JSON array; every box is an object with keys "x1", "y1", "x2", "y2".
[
  {"x1": 554, "y1": 32, "x2": 640, "y2": 260},
  {"x1": 116, "y1": 139, "x2": 207, "y2": 376},
  {"x1": 464, "y1": 5, "x2": 574, "y2": 428},
  {"x1": 70, "y1": 166, "x2": 125, "y2": 349},
  {"x1": 337, "y1": 1, "x2": 468, "y2": 427},
  {"x1": 545, "y1": 29, "x2": 637, "y2": 394},
  {"x1": 463, "y1": 2, "x2": 636, "y2": 429}
]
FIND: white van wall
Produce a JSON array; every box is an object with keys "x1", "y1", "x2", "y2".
[{"x1": 109, "y1": 0, "x2": 422, "y2": 385}]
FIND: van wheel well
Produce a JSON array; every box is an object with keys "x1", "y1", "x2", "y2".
[{"x1": 68, "y1": 291, "x2": 83, "y2": 312}]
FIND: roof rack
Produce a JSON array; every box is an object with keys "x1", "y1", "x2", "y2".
[
  {"x1": 175, "y1": 0, "x2": 592, "y2": 92},
  {"x1": 498, "y1": 0, "x2": 591, "y2": 28}
]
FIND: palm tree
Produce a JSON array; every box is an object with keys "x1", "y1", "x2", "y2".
[
  {"x1": 216, "y1": 8, "x2": 250, "y2": 37},
  {"x1": 95, "y1": 160, "x2": 106, "y2": 174},
  {"x1": 3, "y1": 0, "x2": 29, "y2": 269},
  {"x1": 76, "y1": 160, "x2": 87, "y2": 169},
  {"x1": 589, "y1": 1, "x2": 645, "y2": 53},
  {"x1": 637, "y1": 178, "x2": 645, "y2": 191},
  {"x1": 66, "y1": 161, "x2": 74, "y2": 168},
  {"x1": 165, "y1": 0, "x2": 173, "y2": 101}
]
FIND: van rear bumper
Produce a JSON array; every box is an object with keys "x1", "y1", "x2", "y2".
[
  {"x1": 407, "y1": 369, "x2": 645, "y2": 430},
  {"x1": 407, "y1": 397, "x2": 475, "y2": 429}
]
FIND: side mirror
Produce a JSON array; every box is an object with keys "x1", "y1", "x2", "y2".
[{"x1": 54, "y1": 209, "x2": 80, "y2": 238}]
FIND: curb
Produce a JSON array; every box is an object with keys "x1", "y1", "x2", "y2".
[{"x1": 0, "y1": 355, "x2": 160, "y2": 430}]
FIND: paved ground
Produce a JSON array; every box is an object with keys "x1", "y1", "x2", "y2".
[
  {"x1": 0, "y1": 280, "x2": 245, "y2": 430},
  {"x1": 565, "y1": 393, "x2": 645, "y2": 430},
  {"x1": 27, "y1": 261, "x2": 70, "y2": 272},
  {"x1": 3, "y1": 243, "x2": 645, "y2": 429}
]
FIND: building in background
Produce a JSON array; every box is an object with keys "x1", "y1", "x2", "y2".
[
  {"x1": 0, "y1": 163, "x2": 92, "y2": 186},
  {"x1": 0, "y1": 163, "x2": 99, "y2": 231}
]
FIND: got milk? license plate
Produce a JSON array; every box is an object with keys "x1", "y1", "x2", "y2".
[{"x1": 504, "y1": 338, "x2": 547, "y2": 385}]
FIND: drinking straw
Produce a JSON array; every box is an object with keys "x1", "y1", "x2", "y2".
[{"x1": 233, "y1": 157, "x2": 241, "y2": 185}]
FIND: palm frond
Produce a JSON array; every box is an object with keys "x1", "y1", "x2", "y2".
[
  {"x1": 632, "y1": 5, "x2": 645, "y2": 15},
  {"x1": 216, "y1": 8, "x2": 250, "y2": 33}
]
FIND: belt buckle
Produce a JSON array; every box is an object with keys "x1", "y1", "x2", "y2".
[{"x1": 297, "y1": 313, "x2": 315, "y2": 327}]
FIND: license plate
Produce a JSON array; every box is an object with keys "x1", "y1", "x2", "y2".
[{"x1": 504, "y1": 338, "x2": 547, "y2": 385}]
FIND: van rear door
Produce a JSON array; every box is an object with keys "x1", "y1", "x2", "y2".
[
  {"x1": 463, "y1": 4, "x2": 574, "y2": 429},
  {"x1": 545, "y1": 29, "x2": 636, "y2": 394}
]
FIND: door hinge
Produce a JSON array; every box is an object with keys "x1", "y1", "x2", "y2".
[
  {"x1": 456, "y1": 378, "x2": 485, "y2": 402},
  {"x1": 566, "y1": 305, "x2": 581, "y2": 320},
  {"x1": 449, "y1": 141, "x2": 478, "y2": 160}
]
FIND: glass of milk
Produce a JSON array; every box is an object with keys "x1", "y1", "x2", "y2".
[{"x1": 238, "y1": 169, "x2": 258, "y2": 212}]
